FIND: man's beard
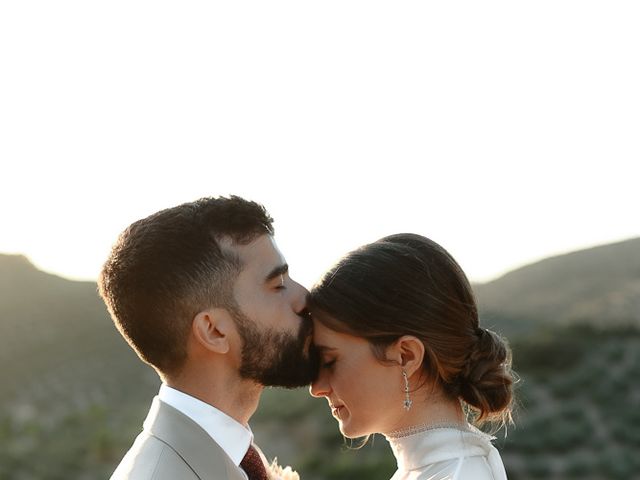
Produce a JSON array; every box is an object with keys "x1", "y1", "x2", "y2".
[{"x1": 233, "y1": 307, "x2": 319, "y2": 388}]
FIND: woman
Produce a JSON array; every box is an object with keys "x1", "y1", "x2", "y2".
[{"x1": 308, "y1": 233, "x2": 514, "y2": 480}]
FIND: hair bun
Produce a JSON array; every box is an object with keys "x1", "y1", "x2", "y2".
[{"x1": 458, "y1": 328, "x2": 514, "y2": 423}]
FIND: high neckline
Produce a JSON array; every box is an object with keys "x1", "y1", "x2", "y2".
[
  {"x1": 386, "y1": 424, "x2": 495, "y2": 471},
  {"x1": 386, "y1": 421, "x2": 471, "y2": 439}
]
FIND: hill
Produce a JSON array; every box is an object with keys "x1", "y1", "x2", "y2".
[
  {"x1": 0, "y1": 254, "x2": 158, "y2": 478},
  {"x1": 474, "y1": 237, "x2": 640, "y2": 337},
  {"x1": 0, "y1": 254, "x2": 157, "y2": 410},
  {"x1": 1, "y1": 244, "x2": 639, "y2": 480}
]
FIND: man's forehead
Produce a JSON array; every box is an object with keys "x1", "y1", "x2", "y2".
[{"x1": 225, "y1": 234, "x2": 285, "y2": 273}]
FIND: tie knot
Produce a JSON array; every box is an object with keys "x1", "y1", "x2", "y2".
[{"x1": 240, "y1": 445, "x2": 268, "y2": 480}]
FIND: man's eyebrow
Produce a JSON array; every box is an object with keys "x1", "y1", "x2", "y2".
[{"x1": 265, "y1": 263, "x2": 289, "y2": 282}]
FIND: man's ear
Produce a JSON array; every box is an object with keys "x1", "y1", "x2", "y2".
[
  {"x1": 388, "y1": 335, "x2": 425, "y2": 378},
  {"x1": 192, "y1": 308, "x2": 233, "y2": 354}
]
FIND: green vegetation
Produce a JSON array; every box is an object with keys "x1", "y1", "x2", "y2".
[{"x1": 498, "y1": 328, "x2": 640, "y2": 480}]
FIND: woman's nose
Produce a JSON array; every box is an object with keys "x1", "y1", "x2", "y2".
[{"x1": 309, "y1": 374, "x2": 330, "y2": 398}]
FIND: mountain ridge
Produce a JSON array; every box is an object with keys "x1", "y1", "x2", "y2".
[
  {"x1": 474, "y1": 236, "x2": 640, "y2": 336},
  {"x1": 0, "y1": 252, "x2": 156, "y2": 409},
  {"x1": 3, "y1": 235, "x2": 639, "y2": 343}
]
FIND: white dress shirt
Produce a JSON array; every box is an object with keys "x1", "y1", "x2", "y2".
[
  {"x1": 157, "y1": 384, "x2": 253, "y2": 468},
  {"x1": 386, "y1": 425, "x2": 508, "y2": 480}
]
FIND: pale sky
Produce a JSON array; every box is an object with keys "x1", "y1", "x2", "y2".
[{"x1": 1, "y1": 1, "x2": 638, "y2": 288}]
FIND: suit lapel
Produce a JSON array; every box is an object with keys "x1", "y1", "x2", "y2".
[{"x1": 143, "y1": 398, "x2": 246, "y2": 480}]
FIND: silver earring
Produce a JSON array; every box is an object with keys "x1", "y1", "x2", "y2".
[{"x1": 402, "y1": 370, "x2": 412, "y2": 411}]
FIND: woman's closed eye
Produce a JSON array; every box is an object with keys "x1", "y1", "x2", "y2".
[{"x1": 321, "y1": 358, "x2": 336, "y2": 369}]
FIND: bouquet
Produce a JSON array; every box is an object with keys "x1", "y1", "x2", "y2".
[{"x1": 267, "y1": 458, "x2": 300, "y2": 480}]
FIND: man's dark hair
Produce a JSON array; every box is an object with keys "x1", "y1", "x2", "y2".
[{"x1": 98, "y1": 195, "x2": 274, "y2": 375}]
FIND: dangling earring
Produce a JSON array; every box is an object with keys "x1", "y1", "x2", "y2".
[{"x1": 402, "y1": 370, "x2": 412, "y2": 411}]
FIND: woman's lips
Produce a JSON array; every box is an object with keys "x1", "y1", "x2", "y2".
[{"x1": 330, "y1": 405, "x2": 344, "y2": 418}]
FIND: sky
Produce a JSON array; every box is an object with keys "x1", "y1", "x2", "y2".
[{"x1": 1, "y1": 1, "x2": 638, "y2": 288}]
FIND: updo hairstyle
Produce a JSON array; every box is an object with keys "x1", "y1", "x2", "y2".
[{"x1": 308, "y1": 233, "x2": 514, "y2": 428}]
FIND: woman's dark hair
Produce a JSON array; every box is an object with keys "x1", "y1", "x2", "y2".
[
  {"x1": 98, "y1": 195, "x2": 274, "y2": 376},
  {"x1": 308, "y1": 233, "x2": 514, "y2": 428}
]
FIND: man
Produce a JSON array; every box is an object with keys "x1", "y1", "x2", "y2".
[{"x1": 98, "y1": 196, "x2": 318, "y2": 480}]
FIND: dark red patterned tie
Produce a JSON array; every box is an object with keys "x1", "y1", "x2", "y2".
[{"x1": 240, "y1": 445, "x2": 268, "y2": 480}]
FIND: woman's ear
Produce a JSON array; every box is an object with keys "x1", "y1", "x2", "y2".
[
  {"x1": 192, "y1": 308, "x2": 232, "y2": 354},
  {"x1": 389, "y1": 335, "x2": 425, "y2": 378}
]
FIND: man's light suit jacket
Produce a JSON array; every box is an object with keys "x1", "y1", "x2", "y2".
[{"x1": 110, "y1": 398, "x2": 248, "y2": 480}]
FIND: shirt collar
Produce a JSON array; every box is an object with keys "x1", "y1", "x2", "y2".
[{"x1": 158, "y1": 384, "x2": 253, "y2": 466}]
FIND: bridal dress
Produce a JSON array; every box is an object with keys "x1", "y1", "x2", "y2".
[{"x1": 386, "y1": 425, "x2": 508, "y2": 480}]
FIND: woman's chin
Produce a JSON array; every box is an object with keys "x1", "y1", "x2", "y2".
[
  {"x1": 338, "y1": 421, "x2": 370, "y2": 439},
  {"x1": 334, "y1": 409, "x2": 371, "y2": 438},
  {"x1": 339, "y1": 427, "x2": 356, "y2": 438},
  {"x1": 337, "y1": 419, "x2": 353, "y2": 437}
]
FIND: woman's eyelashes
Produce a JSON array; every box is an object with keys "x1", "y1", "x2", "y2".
[{"x1": 321, "y1": 358, "x2": 336, "y2": 369}]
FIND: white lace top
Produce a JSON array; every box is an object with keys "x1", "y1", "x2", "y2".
[{"x1": 386, "y1": 426, "x2": 508, "y2": 480}]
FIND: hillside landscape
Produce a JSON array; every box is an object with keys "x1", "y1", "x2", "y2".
[
  {"x1": 474, "y1": 237, "x2": 640, "y2": 336},
  {"x1": 1, "y1": 238, "x2": 639, "y2": 479}
]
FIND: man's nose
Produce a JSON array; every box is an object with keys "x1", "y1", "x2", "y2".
[{"x1": 290, "y1": 279, "x2": 309, "y2": 315}]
